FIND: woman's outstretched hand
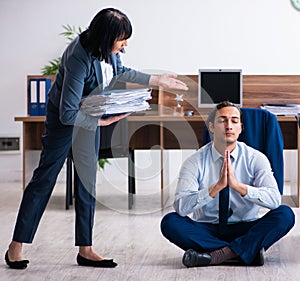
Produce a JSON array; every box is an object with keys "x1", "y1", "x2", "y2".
[{"x1": 149, "y1": 74, "x2": 189, "y2": 91}]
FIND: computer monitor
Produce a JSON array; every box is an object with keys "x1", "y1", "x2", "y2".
[{"x1": 198, "y1": 69, "x2": 242, "y2": 108}]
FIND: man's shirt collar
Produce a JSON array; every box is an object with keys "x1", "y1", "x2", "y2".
[{"x1": 211, "y1": 142, "x2": 239, "y2": 162}]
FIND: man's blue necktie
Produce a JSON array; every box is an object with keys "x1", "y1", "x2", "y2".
[
  {"x1": 219, "y1": 185, "x2": 230, "y2": 227},
  {"x1": 219, "y1": 185, "x2": 233, "y2": 234}
]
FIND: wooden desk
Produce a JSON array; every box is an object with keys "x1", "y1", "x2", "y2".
[
  {"x1": 15, "y1": 112, "x2": 300, "y2": 208},
  {"x1": 16, "y1": 74, "x2": 300, "y2": 208}
]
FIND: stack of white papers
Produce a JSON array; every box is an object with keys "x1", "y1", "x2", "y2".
[
  {"x1": 261, "y1": 104, "x2": 300, "y2": 116},
  {"x1": 80, "y1": 88, "x2": 152, "y2": 117}
]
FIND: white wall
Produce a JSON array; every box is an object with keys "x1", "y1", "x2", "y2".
[{"x1": 0, "y1": 0, "x2": 299, "y2": 181}]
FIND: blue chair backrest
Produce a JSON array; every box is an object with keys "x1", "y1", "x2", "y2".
[{"x1": 202, "y1": 108, "x2": 284, "y2": 194}]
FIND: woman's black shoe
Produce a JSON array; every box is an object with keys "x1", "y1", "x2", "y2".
[
  {"x1": 76, "y1": 254, "x2": 118, "y2": 268},
  {"x1": 5, "y1": 251, "x2": 29, "y2": 270}
]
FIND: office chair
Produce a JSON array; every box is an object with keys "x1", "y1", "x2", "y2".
[
  {"x1": 202, "y1": 108, "x2": 284, "y2": 194},
  {"x1": 65, "y1": 118, "x2": 136, "y2": 209}
]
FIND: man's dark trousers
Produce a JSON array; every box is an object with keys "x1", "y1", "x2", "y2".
[{"x1": 161, "y1": 205, "x2": 294, "y2": 264}]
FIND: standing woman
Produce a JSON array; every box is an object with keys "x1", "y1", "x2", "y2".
[{"x1": 5, "y1": 8, "x2": 188, "y2": 269}]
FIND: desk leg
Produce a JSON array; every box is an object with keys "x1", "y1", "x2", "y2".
[
  {"x1": 22, "y1": 123, "x2": 26, "y2": 190},
  {"x1": 161, "y1": 149, "x2": 170, "y2": 209},
  {"x1": 128, "y1": 149, "x2": 135, "y2": 209},
  {"x1": 66, "y1": 157, "x2": 73, "y2": 210},
  {"x1": 160, "y1": 123, "x2": 170, "y2": 209}
]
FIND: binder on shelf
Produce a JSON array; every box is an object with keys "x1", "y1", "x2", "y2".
[
  {"x1": 39, "y1": 79, "x2": 51, "y2": 115},
  {"x1": 28, "y1": 77, "x2": 52, "y2": 116},
  {"x1": 29, "y1": 79, "x2": 39, "y2": 116}
]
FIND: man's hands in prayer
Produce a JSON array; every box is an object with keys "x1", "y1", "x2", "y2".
[{"x1": 209, "y1": 150, "x2": 247, "y2": 197}]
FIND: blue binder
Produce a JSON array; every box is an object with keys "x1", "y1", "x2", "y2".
[
  {"x1": 38, "y1": 78, "x2": 51, "y2": 115},
  {"x1": 29, "y1": 79, "x2": 39, "y2": 116}
]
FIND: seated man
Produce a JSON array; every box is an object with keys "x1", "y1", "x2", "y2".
[{"x1": 160, "y1": 101, "x2": 295, "y2": 267}]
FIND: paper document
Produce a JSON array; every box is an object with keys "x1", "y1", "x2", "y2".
[
  {"x1": 261, "y1": 104, "x2": 300, "y2": 116},
  {"x1": 80, "y1": 88, "x2": 152, "y2": 117}
]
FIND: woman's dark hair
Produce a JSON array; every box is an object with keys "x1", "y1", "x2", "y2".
[
  {"x1": 206, "y1": 101, "x2": 243, "y2": 126},
  {"x1": 80, "y1": 8, "x2": 132, "y2": 60}
]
